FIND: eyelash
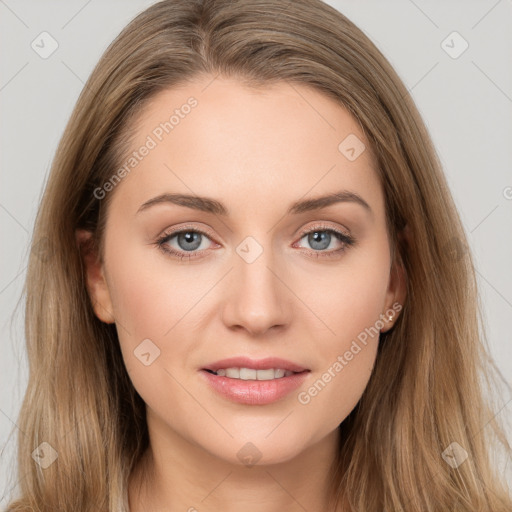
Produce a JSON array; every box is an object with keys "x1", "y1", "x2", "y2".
[{"x1": 154, "y1": 223, "x2": 356, "y2": 262}]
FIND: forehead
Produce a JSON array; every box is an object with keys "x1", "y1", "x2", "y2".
[{"x1": 109, "y1": 76, "x2": 384, "y2": 220}]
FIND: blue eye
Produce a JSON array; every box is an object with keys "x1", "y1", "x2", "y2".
[
  {"x1": 168, "y1": 231, "x2": 205, "y2": 251},
  {"x1": 155, "y1": 224, "x2": 355, "y2": 261},
  {"x1": 297, "y1": 229, "x2": 352, "y2": 252},
  {"x1": 292, "y1": 225, "x2": 355, "y2": 259},
  {"x1": 156, "y1": 228, "x2": 214, "y2": 261}
]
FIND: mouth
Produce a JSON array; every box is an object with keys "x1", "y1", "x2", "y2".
[
  {"x1": 202, "y1": 355, "x2": 309, "y2": 375},
  {"x1": 199, "y1": 358, "x2": 311, "y2": 405},
  {"x1": 202, "y1": 368, "x2": 307, "y2": 380}
]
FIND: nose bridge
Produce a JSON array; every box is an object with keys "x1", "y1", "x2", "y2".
[{"x1": 223, "y1": 233, "x2": 289, "y2": 333}]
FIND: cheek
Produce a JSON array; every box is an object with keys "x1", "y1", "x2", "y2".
[
  {"x1": 102, "y1": 235, "x2": 218, "y2": 392},
  {"x1": 293, "y1": 240, "x2": 391, "y2": 357},
  {"x1": 105, "y1": 237, "x2": 214, "y2": 338},
  {"x1": 104, "y1": 243, "x2": 212, "y2": 409},
  {"x1": 294, "y1": 281, "x2": 384, "y2": 435},
  {"x1": 290, "y1": 241, "x2": 390, "y2": 423}
]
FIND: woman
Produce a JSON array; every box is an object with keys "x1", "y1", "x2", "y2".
[{"x1": 5, "y1": 0, "x2": 511, "y2": 510}]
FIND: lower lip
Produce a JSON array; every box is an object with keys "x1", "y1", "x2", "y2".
[{"x1": 200, "y1": 370, "x2": 310, "y2": 405}]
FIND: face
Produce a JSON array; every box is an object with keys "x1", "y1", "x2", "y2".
[{"x1": 79, "y1": 76, "x2": 405, "y2": 467}]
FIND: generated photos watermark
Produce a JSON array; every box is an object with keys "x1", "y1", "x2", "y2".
[
  {"x1": 93, "y1": 96, "x2": 198, "y2": 200},
  {"x1": 297, "y1": 301, "x2": 402, "y2": 405}
]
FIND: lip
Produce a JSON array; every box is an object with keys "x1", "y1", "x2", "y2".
[
  {"x1": 200, "y1": 369, "x2": 310, "y2": 405},
  {"x1": 202, "y1": 356, "x2": 309, "y2": 373}
]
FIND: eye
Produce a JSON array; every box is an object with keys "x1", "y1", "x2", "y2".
[
  {"x1": 155, "y1": 227, "x2": 217, "y2": 261},
  {"x1": 154, "y1": 223, "x2": 355, "y2": 261},
  {"x1": 293, "y1": 224, "x2": 355, "y2": 258}
]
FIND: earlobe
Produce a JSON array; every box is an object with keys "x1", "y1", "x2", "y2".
[{"x1": 75, "y1": 229, "x2": 115, "y2": 324}]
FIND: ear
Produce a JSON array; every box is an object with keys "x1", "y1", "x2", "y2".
[
  {"x1": 381, "y1": 224, "x2": 409, "y2": 333},
  {"x1": 75, "y1": 229, "x2": 115, "y2": 324}
]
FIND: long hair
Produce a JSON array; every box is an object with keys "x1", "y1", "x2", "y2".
[{"x1": 5, "y1": 0, "x2": 511, "y2": 510}]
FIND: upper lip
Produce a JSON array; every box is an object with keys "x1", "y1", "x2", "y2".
[{"x1": 202, "y1": 356, "x2": 309, "y2": 373}]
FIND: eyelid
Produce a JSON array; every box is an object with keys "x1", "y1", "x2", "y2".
[
  {"x1": 296, "y1": 221, "x2": 351, "y2": 239},
  {"x1": 159, "y1": 223, "x2": 220, "y2": 243}
]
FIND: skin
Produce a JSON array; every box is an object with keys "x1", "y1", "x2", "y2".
[{"x1": 77, "y1": 75, "x2": 406, "y2": 511}]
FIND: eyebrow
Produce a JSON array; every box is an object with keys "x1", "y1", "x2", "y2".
[{"x1": 136, "y1": 190, "x2": 372, "y2": 216}]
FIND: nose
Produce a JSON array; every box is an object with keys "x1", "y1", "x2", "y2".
[{"x1": 221, "y1": 243, "x2": 292, "y2": 337}]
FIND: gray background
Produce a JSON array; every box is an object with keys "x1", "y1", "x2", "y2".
[{"x1": 1, "y1": 0, "x2": 511, "y2": 504}]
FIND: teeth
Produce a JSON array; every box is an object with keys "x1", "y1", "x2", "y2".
[
  {"x1": 225, "y1": 368, "x2": 239, "y2": 378},
  {"x1": 212, "y1": 368, "x2": 295, "y2": 380}
]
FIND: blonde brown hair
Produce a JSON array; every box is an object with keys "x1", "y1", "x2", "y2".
[{"x1": 5, "y1": 0, "x2": 511, "y2": 510}]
